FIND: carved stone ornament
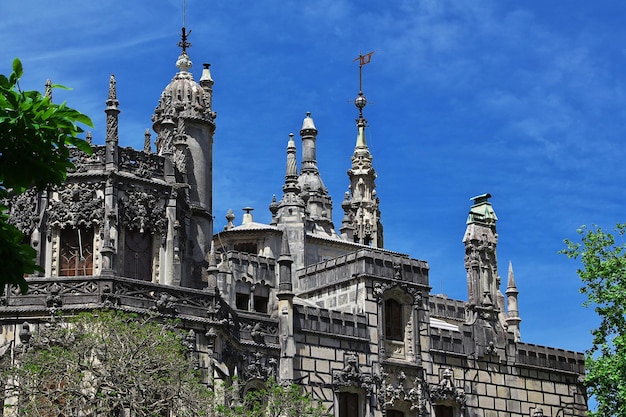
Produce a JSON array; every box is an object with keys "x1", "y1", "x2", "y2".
[
  {"x1": 6, "y1": 188, "x2": 39, "y2": 234},
  {"x1": 333, "y1": 351, "x2": 374, "y2": 396},
  {"x1": 45, "y1": 282, "x2": 63, "y2": 308},
  {"x1": 152, "y1": 292, "x2": 178, "y2": 315},
  {"x1": 119, "y1": 147, "x2": 164, "y2": 178},
  {"x1": 241, "y1": 351, "x2": 277, "y2": 381},
  {"x1": 119, "y1": 189, "x2": 167, "y2": 235},
  {"x1": 69, "y1": 146, "x2": 105, "y2": 173},
  {"x1": 373, "y1": 281, "x2": 423, "y2": 307},
  {"x1": 47, "y1": 182, "x2": 104, "y2": 228},
  {"x1": 429, "y1": 368, "x2": 467, "y2": 412},
  {"x1": 377, "y1": 371, "x2": 428, "y2": 416}
]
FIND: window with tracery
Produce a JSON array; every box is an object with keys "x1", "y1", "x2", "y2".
[{"x1": 59, "y1": 227, "x2": 94, "y2": 276}]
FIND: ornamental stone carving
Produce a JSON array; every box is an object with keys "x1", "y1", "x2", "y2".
[
  {"x1": 373, "y1": 281, "x2": 423, "y2": 307},
  {"x1": 333, "y1": 351, "x2": 374, "y2": 396},
  {"x1": 6, "y1": 188, "x2": 38, "y2": 234},
  {"x1": 429, "y1": 368, "x2": 467, "y2": 413},
  {"x1": 377, "y1": 371, "x2": 427, "y2": 416},
  {"x1": 118, "y1": 189, "x2": 167, "y2": 235},
  {"x1": 47, "y1": 182, "x2": 104, "y2": 228},
  {"x1": 241, "y1": 351, "x2": 277, "y2": 381}
]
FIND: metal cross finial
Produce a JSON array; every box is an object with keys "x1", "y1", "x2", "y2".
[{"x1": 178, "y1": 26, "x2": 192, "y2": 54}]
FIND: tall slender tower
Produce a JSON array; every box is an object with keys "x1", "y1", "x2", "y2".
[
  {"x1": 340, "y1": 52, "x2": 383, "y2": 247},
  {"x1": 463, "y1": 193, "x2": 499, "y2": 323},
  {"x1": 152, "y1": 27, "x2": 216, "y2": 287}
]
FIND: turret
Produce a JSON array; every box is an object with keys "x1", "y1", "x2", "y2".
[
  {"x1": 297, "y1": 113, "x2": 336, "y2": 236},
  {"x1": 506, "y1": 261, "x2": 522, "y2": 341},
  {"x1": 463, "y1": 193, "x2": 499, "y2": 323},
  {"x1": 151, "y1": 27, "x2": 216, "y2": 288}
]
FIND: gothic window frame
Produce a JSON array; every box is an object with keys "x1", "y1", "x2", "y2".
[
  {"x1": 121, "y1": 227, "x2": 154, "y2": 282},
  {"x1": 380, "y1": 286, "x2": 415, "y2": 360},
  {"x1": 336, "y1": 390, "x2": 362, "y2": 417},
  {"x1": 57, "y1": 226, "x2": 95, "y2": 277},
  {"x1": 235, "y1": 279, "x2": 252, "y2": 311}
]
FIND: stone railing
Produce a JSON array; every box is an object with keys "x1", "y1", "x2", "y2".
[
  {"x1": 429, "y1": 296, "x2": 467, "y2": 321},
  {"x1": 294, "y1": 304, "x2": 368, "y2": 339}
]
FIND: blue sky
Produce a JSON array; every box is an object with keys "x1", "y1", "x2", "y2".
[{"x1": 3, "y1": 1, "x2": 626, "y2": 356}]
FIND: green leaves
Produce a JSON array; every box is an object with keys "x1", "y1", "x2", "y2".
[
  {"x1": 562, "y1": 224, "x2": 626, "y2": 417},
  {"x1": 0, "y1": 58, "x2": 93, "y2": 294}
]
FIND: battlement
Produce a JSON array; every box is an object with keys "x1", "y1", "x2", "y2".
[
  {"x1": 515, "y1": 342, "x2": 585, "y2": 374},
  {"x1": 298, "y1": 249, "x2": 429, "y2": 293},
  {"x1": 219, "y1": 251, "x2": 277, "y2": 287},
  {"x1": 294, "y1": 304, "x2": 368, "y2": 341},
  {"x1": 429, "y1": 295, "x2": 467, "y2": 322}
]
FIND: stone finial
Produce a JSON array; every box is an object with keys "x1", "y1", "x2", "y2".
[
  {"x1": 224, "y1": 209, "x2": 235, "y2": 230},
  {"x1": 108, "y1": 74, "x2": 117, "y2": 101},
  {"x1": 144, "y1": 129, "x2": 152, "y2": 153},
  {"x1": 45, "y1": 79, "x2": 52, "y2": 100},
  {"x1": 86, "y1": 131, "x2": 93, "y2": 145}
]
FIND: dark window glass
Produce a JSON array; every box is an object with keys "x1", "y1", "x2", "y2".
[
  {"x1": 236, "y1": 293, "x2": 250, "y2": 310},
  {"x1": 59, "y1": 227, "x2": 94, "y2": 276},
  {"x1": 254, "y1": 295, "x2": 269, "y2": 313},
  {"x1": 338, "y1": 392, "x2": 359, "y2": 417},
  {"x1": 434, "y1": 405, "x2": 454, "y2": 417},
  {"x1": 387, "y1": 411, "x2": 404, "y2": 417},
  {"x1": 124, "y1": 229, "x2": 152, "y2": 281},
  {"x1": 385, "y1": 298, "x2": 404, "y2": 341}
]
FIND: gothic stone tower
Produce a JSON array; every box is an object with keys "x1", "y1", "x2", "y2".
[{"x1": 152, "y1": 29, "x2": 216, "y2": 287}]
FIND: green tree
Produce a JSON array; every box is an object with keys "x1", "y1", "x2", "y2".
[
  {"x1": 0, "y1": 58, "x2": 92, "y2": 295},
  {"x1": 1, "y1": 310, "x2": 211, "y2": 416},
  {"x1": 215, "y1": 377, "x2": 330, "y2": 417},
  {"x1": 562, "y1": 224, "x2": 626, "y2": 417}
]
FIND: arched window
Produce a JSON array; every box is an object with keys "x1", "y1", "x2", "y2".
[
  {"x1": 59, "y1": 227, "x2": 94, "y2": 276},
  {"x1": 385, "y1": 298, "x2": 404, "y2": 341}
]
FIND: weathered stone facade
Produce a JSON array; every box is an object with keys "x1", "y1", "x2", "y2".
[{"x1": 0, "y1": 34, "x2": 587, "y2": 417}]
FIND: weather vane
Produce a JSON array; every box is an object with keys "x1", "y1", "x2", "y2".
[
  {"x1": 353, "y1": 51, "x2": 375, "y2": 119},
  {"x1": 178, "y1": 0, "x2": 192, "y2": 53}
]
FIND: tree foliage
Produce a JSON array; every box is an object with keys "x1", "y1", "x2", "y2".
[
  {"x1": 1, "y1": 310, "x2": 211, "y2": 416},
  {"x1": 215, "y1": 377, "x2": 330, "y2": 417},
  {"x1": 0, "y1": 58, "x2": 92, "y2": 295},
  {"x1": 562, "y1": 224, "x2": 626, "y2": 417}
]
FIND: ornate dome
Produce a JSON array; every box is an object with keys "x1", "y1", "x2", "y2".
[{"x1": 152, "y1": 53, "x2": 214, "y2": 132}]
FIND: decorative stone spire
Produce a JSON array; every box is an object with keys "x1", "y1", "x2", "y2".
[
  {"x1": 506, "y1": 261, "x2": 521, "y2": 341},
  {"x1": 340, "y1": 64, "x2": 383, "y2": 248},
  {"x1": 297, "y1": 113, "x2": 337, "y2": 237},
  {"x1": 105, "y1": 74, "x2": 120, "y2": 169},
  {"x1": 277, "y1": 231, "x2": 295, "y2": 383},
  {"x1": 463, "y1": 194, "x2": 499, "y2": 323},
  {"x1": 278, "y1": 232, "x2": 293, "y2": 294},
  {"x1": 44, "y1": 79, "x2": 52, "y2": 100}
]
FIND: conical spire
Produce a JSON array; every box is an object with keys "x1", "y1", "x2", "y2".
[
  {"x1": 506, "y1": 261, "x2": 521, "y2": 341},
  {"x1": 105, "y1": 74, "x2": 120, "y2": 170}
]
